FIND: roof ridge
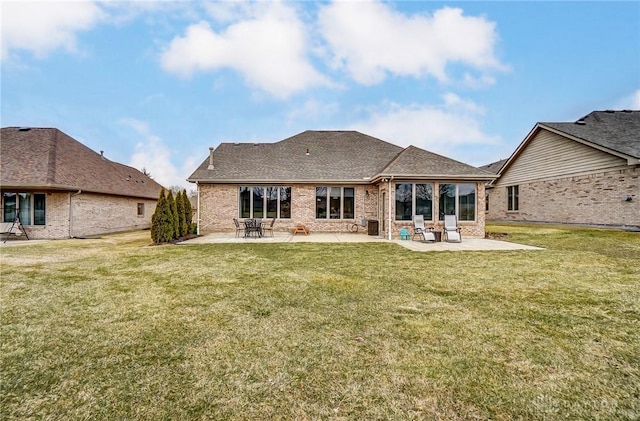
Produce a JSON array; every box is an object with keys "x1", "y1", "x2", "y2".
[{"x1": 377, "y1": 146, "x2": 411, "y2": 174}]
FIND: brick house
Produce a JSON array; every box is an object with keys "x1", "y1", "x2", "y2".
[
  {"x1": 1, "y1": 127, "x2": 165, "y2": 239},
  {"x1": 188, "y1": 131, "x2": 495, "y2": 239},
  {"x1": 485, "y1": 110, "x2": 640, "y2": 228}
]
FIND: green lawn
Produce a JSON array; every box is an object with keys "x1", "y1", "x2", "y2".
[{"x1": 1, "y1": 224, "x2": 639, "y2": 420}]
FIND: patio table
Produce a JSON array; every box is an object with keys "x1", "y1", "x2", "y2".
[{"x1": 244, "y1": 218, "x2": 263, "y2": 238}]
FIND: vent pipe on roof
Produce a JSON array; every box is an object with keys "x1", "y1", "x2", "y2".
[
  {"x1": 207, "y1": 147, "x2": 214, "y2": 170},
  {"x1": 100, "y1": 150, "x2": 105, "y2": 159}
]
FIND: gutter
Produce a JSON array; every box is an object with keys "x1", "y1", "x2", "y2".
[
  {"x1": 370, "y1": 174, "x2": 495, "y2": 184},
  {"x1": 387, "y1": 177, "x2": 393, "y2": 240},
  {"x1": 196, "y1": 181, "x2": 200, "y2": 235},
  {"x1": 187, "y1": 178, "x2": 375, "y2": 185}
]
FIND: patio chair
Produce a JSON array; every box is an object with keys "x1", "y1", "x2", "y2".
[
  {"x1": 412, "y1": 214, "x2": 435, "y2": 242},
  {"x1": 233, "y1": 218, "x2": 243, "y2": 237},
  {"x1": 443, "y1": 214, "x2": 462, "y2": 243},
  {"x1": 262, "y1": 217, "x2": 275, "y2": 237}
]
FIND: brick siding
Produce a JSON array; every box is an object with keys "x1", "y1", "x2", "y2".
[
  {"x1": 199, "y1": 182, "x2": 486, "y2": 238},
  {"x1": 198, "y1": 184, "x2": 378, "y2": 234},
  {"x1": 71, "y1": 193, "x2": 157, "y2": 238},
  {"x1": 487, "y1": 167, "x2": 639, "y2": 227},
  {"x1": 18, "y1": 192, "x2": 157, "y2": 239}
]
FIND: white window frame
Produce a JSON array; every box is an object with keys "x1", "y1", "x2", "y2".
[
  {"x1": 438, "y1": 183, "x2": 477, "y2": 222},
  {"x1": 2, "y1": 192, "x2": 46, "y2": 226},
  {"x1": 507, "y1": 185, "x2": 519, "y2": 211},
  {"x1": 239, "y1": 186, "x2": 291, "y2": 219},
  {"x1": 315, "y1": 186, "x2": 355, "y2": 220},
  {"x1": 395, "y1": 183, "x2": 434, "y2": 221}
]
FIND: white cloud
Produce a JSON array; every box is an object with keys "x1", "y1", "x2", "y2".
[
  {"x1": 160, "y1": 2, "x2": 329, "y2": 98},
  {"x1": 318, "y1": 1, "x2": 506, "y2": 85},
  {"x1": 1, "y1": 1, "x2": 105, "y2": 60},
  {"x1": 612, "y1": 89, "x2": 640, "y2": 110},
  {"x1": 286, "y1": 98, "x2": 340, "y2": 125},
  {"x1": 120, "y1": 118, "x2": 189, "y2": 190},
  {"x1": 348, "y1": 95, "x2": 500, "y2": 162},
  {"x1": 202, "y1": 1, "x2": 248, "y2": 23}
]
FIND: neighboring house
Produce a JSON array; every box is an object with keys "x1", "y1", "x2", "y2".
[
  {"x1": 189, "y1": 194, "x2": 198, "y2": 220},
  {"x1": 486, "y1": 110, "x2": 640, "y2": 228},
  {"x1": 1, "y1": 127, "x2": 164, "y2": 239},
  {"x1": 188, "y1": 130, "x2": 495, "y2": 239}
]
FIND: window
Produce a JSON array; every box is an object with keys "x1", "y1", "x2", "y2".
[
  {"x1": 395, "y1": 183, "x2": 433, "y2": 221},
  {"x1": 395, "y1": 183, "x2": 412, "y2": 221},
  {"x1": 416, "y1": 184, "x2": 433, "y2": 220},
  {"x1": 343, "y1": 188, "x2": 355, "y2": 219},
  {"x1": 439, "y1": 183, "x2": 476, "y2": 221},
  {"x1": 507, "y1": 185, "x2": 519, "y2": 211},
  {"x1": 34, "y1": 194, "x2": 46, "y2": 225},
  {"x1": 485, "y1": 190, "x2": 490, "y2": 212},
  {"x1": 458, "y1": 184, "x2": 476, "y2": 221},
  {"x1": 316, "y1": 187, "x2": 355, "y2": 219},
  {"x1": 266, "y1": 187, "x2": 278, "y2": 218},
  {"x1": 239, "y1": 186, "x2": 291, "y2": 218},
  {"x1": 137, "y1": 203, "x2": 145, "y2": 217},
  {"x1": 2, "y1": 192, "x2": 46, "y2": 225}
]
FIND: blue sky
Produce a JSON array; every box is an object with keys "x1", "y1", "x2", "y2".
[{"x1": 2, "y1": 1, "x2": 639, "y2": 191}]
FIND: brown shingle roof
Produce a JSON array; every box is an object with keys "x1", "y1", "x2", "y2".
[
  {"x1": 188, "y1": 130, "x2": 494, "y2": 183},
  {"x1": 1, "y1": 127, "x2": 164, "y2": 199}
]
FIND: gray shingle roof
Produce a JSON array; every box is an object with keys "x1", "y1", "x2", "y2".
[
  {"x1": 188, "y1": 130, "x2": 494, "y2": 183},
  {"x1": 480, "y1": 158, "x2": 508, "y2": 174},
  {"x1": 541, "y1": 110, "x2": 640, "y2": 158},
  {"x1": 381, "y1": 146, "x2": 494, "y2": 178},
  {"x1": 1, "y1": 127, "x2": 164, "y2": 199}
]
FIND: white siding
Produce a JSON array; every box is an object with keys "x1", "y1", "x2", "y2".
[{"x1": 498, "y1": 129, "x2": 627, "y2": 186}]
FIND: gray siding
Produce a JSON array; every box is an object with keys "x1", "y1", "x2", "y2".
[{"x1": 498, "y1": 129, "x2": 627, "y2": 186}]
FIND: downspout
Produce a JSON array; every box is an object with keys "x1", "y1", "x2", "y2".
[
  {"x1": 387, "y1": 177, "x2": 393, "y2": 240},
  {"x1": 69, "y1": 190, "x2": 81, "y2": 238},
  {"x1": 196, "y1": 181, "x2": 200, "y2": 235}
]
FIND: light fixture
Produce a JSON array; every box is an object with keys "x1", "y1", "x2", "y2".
[{"x1": 306, "y1": 148, "x2": 310, "y2": 156}]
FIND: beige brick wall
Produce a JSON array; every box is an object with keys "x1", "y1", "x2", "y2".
[
  {"x1": 70, "y1": 193, "x2": 157, "y2": 238},
  {"x1": 199, "y1": 182, "x2": 486, "y2": 238},
  {"x1": 487, "y1": 167, "x2": 639, "y2": 227},
  {"x1": 198, "y1": 184, "x2": 378, "y2": 234},
  {"x1": 20, "y1": 192, "x2": 70, "y2": 240},
  {"x1": 4, "y1": 191, "x2": 157, "y2": 240}
]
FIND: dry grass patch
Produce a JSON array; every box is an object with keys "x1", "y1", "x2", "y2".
[{"x1": 1, "y1": 226, "x2": 639, "y2": 419}]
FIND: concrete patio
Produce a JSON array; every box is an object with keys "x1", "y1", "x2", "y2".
[{"x1": 178, "y1": 231, "x2": 543, "y2": 252}]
